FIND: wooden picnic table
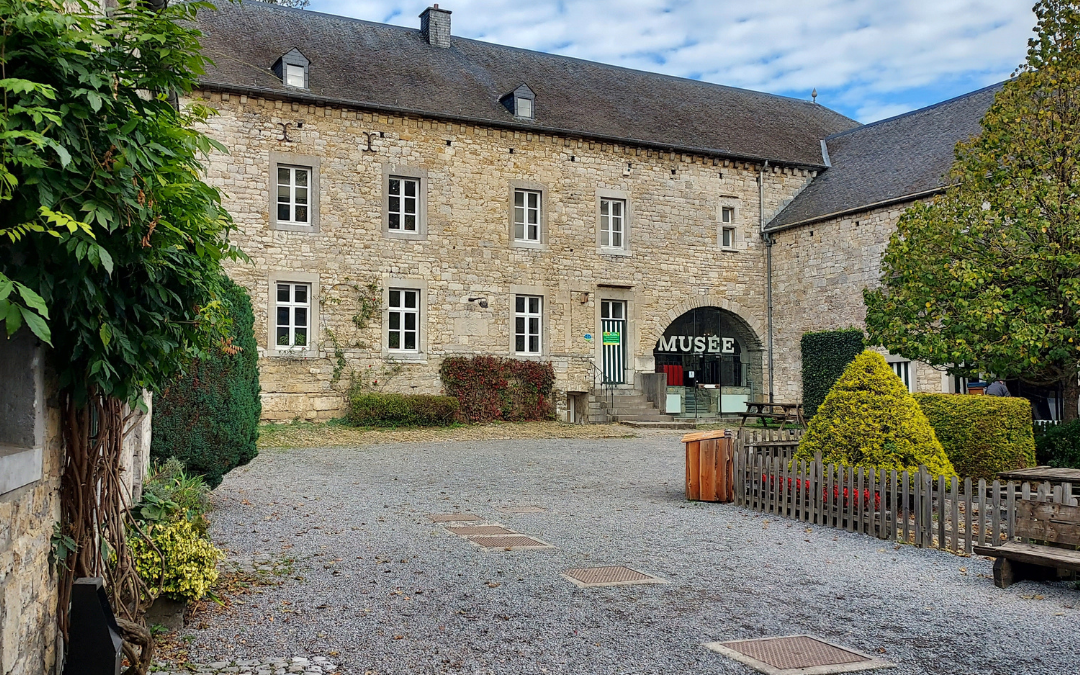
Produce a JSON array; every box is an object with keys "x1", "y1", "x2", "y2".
[
  {"x1": 996, "y1": 466, "x2": 1080, "y2": 483},
  {"x1": 738, "y1": 401, "x2": 804, "y2": 430}
]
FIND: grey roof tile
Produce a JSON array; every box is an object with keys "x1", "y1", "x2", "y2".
[
  {"x1": 767, "y1": 83, "x2": 1002, "y2": 229},
  {"x1": 193, "y1": 1, "x2": 858, "y2": 167}
]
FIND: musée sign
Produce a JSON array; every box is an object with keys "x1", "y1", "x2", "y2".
[{"x1": 655, "y1": 335, "x2": 736, "y2": 354}]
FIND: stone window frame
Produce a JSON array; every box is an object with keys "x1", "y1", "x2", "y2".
[
  {"x1": 508, "y1": 180, "x2": 548, "y2": 250},
  {"x1": 0, "y1": 328, "x2": 44, "y2": 497},
  {"x1": 382, "y1": 278, "x2": 429, "y2": 361},
  {"x1": 509, "y1": 284, "x2": 550, "y2": 358},
  {"x1": 718, "y1": 200, "x2": 740, "y2": 252},
  {"x1": 592, "y1": 285, "x2": 636, "y2": 376},
  {"x1": 382, "y1": 165, "x2": 429, "y2": 240},
  {"x1": 269, "y1": 152, "x2": 321, "y2": 233},
  {"x1": 595, "y1": 187, "x2": 632, "y2": 256},
  {"x1": 267, "y1": 271, "x2": 321, "y2": 358}
]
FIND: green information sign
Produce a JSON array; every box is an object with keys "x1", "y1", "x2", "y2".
[{"x1": 602, "y1": 331, "x2": 621, "y2": 345}]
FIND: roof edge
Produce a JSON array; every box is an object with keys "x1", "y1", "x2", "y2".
[
  {"x1": 195, "y1": 80, "x2": 832, "y2": 170},
  {"x1": 765, "y1": 187, "x2": 945, "y2": 233}
]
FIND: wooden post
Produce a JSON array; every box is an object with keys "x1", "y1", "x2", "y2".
[
  {"x1": 991, "y1": 480, "x2": 1002, "y2": 545},
  {"x1": 814, "y1": 452, "x2": 823, "y2": 526},
  {"x1": 914, "y1": 468, "x2": 922, "y2": 547},
  {"x1": 890, "y1": 469, "x2": 898, "y2": 542},
  {"x1": 1006, "y1": 479, "x2": 1016, "y2": 540},
  {"x1": 949, "y1": 476, "x2": 959, "y2": 553},
  {"x1": 902, "y1": 470, "x2": 910, "y2": 544},
  {"x1": 977, "y1": 479, "x2": 987, "y2": 546},
  {"x1": 963, "y1": 477, "x2": 973, "y2": 555}
]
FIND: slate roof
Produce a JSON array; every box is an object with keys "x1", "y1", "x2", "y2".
[
  {"x1": 193, "y1": 1, "x2": 858, "y2": 168},
  {"x1": 766, "y1": 83, "x2": 1003, "y2": 230}
]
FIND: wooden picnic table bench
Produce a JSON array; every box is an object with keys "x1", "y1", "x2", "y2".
[
  {"x1": 738, "y1": 401, "x2": 804, "y2": 430},
  {"x1": 973, "y1": 500, "x2": 1080, "y2": 588}
]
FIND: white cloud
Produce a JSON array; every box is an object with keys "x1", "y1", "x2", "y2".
[{"x1": 310, "y1": 0, "x2": 1036, "y2": 121}]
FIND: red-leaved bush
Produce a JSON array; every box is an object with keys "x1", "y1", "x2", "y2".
[
  {"x1": 761, "y1": 474, "x2": 881, "y2": 509},
  {"x1": 440, "y1": 356, "x2": 556, "y2": 423}
]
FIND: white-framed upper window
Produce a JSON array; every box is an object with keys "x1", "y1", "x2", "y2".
[
  {"x1": 514, "y1": 189, "x2": 541, "y2": 242},
  {"x1": 515, "y1": 295, "x2": 542, "y2": 355},
  {"x1": 277, "y1": 165, "x2": 311, "y2": 226},
  {"x1": 275, "y1": 282, "x2": 310, "y2": 349},
  {"x1": 516, "y1": 97, "x2": 533, "y2": 119},
  {"x1": 721, "y1": 207, "x2": 736, "y2": 249},
  {"x1": 890, "y1": 360, "x2": 913, "y2": 392},
  {"x1": 600, "y1": 198, "x2": 625, "y2": 249},
  {"x1": 388, "y1": 177, "x2": 419, "y2": 232},
  {"x1": 388, "y1": 288, "x2": 419, "y2": 352},
  {"x1": 284, "y1": 63, "x2": 306, "y2": 88}
]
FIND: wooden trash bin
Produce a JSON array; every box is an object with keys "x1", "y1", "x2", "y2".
[{"x1": 683, "y1": 430, "x2": 734, "y2": 502}]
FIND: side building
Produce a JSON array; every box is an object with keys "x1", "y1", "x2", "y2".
[{"x1": 191, "y1": 1, "x2": 857, "y2": 421}]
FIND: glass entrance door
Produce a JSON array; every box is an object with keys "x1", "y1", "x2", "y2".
[{"x1": 601, "y1": 300, "x2": 626, "y2": 384}]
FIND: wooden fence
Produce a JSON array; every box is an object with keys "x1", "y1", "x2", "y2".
[{"x1": 733, "y1": 431, "x2": 1078, "y2": 553}]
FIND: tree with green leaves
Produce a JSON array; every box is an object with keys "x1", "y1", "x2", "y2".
[
  {"x1": 864, "y1": 0, "x2": 1080, "y2": 421},
  {"x1": 0, "y1": 0, "x2": 241, "y2": 669}
]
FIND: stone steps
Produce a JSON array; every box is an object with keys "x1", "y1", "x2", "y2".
[{"x1": 620, "y1": 420, "x2": 695, "y2": 430}]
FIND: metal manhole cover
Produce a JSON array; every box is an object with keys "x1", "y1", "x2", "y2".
[
  {"x1": 428, "y1": 513, "x2": 481, "y2": 522},
  {"x1": 562, "y1": 566, "x2": 666, "y2": 588},
  {"x1": 447, "y1": 525, "x2": 516, "y2": 536},
  {"x1": 496, "y1": 506, "x2": 546, "y2": 513},
  {"x1": 703, "y1": 635, "x2": 893, "y2": 675},
  {"x1": 467, "y1": 534, "x2": 554, "y2": 550}
]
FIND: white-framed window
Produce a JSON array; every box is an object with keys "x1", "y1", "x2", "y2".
[
  {"x1": 388, "y1": 288, "x2": 419, "y2": 352},
  {"x1": 890, "y1": 360, "x2": 913, "y2": 392},
  {"x1": 514, "y1": 189, "x2": 541, "y2": 242},
  {"x1": 284, "y1": 63, "x2": 306, "y2": 88},
  {"x1": 721, "y1": 207, "x2": 736, "y2": 249},
  {"x1": 515, "y1": 295, "x2": 542, "y2": 355},
  {"x1": 600, "y1": 198, "x2": 625, "y2": 249},
  {"x1": 276, "y1": 165, "x2": 311, "y2": 226},
  {"x1": 388, "y1": 177, "x2": 419, "y2": 232},
  {"x1": 275, "y1": 282, "x2": 310, "y2": 349},
  {"x1": 516, "y1": 96, "x2": 533, "y2": 119}
]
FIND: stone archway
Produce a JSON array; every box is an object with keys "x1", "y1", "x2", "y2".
[{"x1": 644, "y1": 295, "x2": 765, "y2": 353}]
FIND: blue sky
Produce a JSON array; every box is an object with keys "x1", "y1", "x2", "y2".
[{"x1": 305, "y1": 0, "x2": 1036, "y2": 123}]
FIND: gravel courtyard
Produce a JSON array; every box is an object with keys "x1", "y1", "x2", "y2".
[{"x1": 179, "y1": 431, "x2": 1079, "y2": 675}]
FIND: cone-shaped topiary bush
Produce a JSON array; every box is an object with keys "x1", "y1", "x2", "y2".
[{"x1": 794, "y1": 351, "x2": 955, "y2": 476}]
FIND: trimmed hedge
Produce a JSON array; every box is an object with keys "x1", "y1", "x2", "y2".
[
  {"x1": 914, "y1": 394, "x2": 1036, "y2": 480},
  {"x1": 795, "y1": 351, "x2": 955, "y2": 476},
  {"x1": 1035, "y1": 420, "x2": 1080, "y2": 468},
  {"x1": 151, "y1": 277, "x2": 261, "y2": 489},
  {"x1": 346, "y1": 392, "x2": 459, "y2": 427},
  {"x1": 801, "y1": 328, "x2": 864, "y2": 419},
  {"x1": 440, "y1": 355, "x2": 556, "y2": 423}
]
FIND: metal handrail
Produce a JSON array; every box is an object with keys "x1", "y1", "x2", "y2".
[{"x1": 589, "y1": 361, "x2": 615, "y2": 410}]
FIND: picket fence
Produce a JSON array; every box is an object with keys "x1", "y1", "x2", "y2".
[{"x1": 732, "y1": 429, "x2": 1079, "y2": 553}]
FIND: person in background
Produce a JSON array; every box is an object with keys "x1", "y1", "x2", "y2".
[{"x1": 986, "y1": 379, "x2": 1011, "y2": 397}]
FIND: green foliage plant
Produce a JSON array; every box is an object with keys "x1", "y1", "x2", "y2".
[
  {"x1": 128, "y1": 518, "x2": 221, "y2": 603},
  {"x1": 864, "y1": 0, "x2": 1080, "y2": 421},
  {"x1": 794, "y1": 351, "x2": 955, "y2": 476},
  {"x1": 1035, "y1": 420, "x2": 1080, "y2": 468},
  {"x1": 346, "y1": 392, "x2": 459, "y2": 427},
  {"x1": 439, "y1": 355, "x2": 556, "y2": 423},
  {"x1": 914, "y1": 393, "x2": 1036, "y2": 480},
  {"x1": 138, "y1": 457, "x2": 211, "y2": 531},
  {"x1": 800, "y1": 328, "x2": 864, "y2": 419},
  {"x1": 151, "y1": 277, "x2": 261, "y2": 489}
]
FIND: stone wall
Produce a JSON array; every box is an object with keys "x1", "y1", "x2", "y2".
[
  {"x1": 770, "y1": 201, "x2": 950, "y2": 401},
  {"x1": 191, "y1": 90, "x2": 818, "y2": 420}
]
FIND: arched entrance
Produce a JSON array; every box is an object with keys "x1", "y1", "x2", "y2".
[{"x1": 653, "y1": 306, "x2": 762, "y2": 417}]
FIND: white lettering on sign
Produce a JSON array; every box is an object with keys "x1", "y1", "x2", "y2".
[{"x1": 655, "y1": 336, "x2": 737, "y2": 354}]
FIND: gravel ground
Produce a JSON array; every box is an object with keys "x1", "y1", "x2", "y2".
[{"x1": 177, "y1": 432, "x2": 1079, "y2": 675}]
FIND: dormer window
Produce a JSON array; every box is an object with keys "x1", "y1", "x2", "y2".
[
  {"x1": 285, "y1": 63, "x2": 306, "y2": 88},
  {"x1": 501, "y1": 84, "x2": 535, "y2": 120},
  {"x1": 272, "y1": 48, "x2": 310, "y2": 90}
]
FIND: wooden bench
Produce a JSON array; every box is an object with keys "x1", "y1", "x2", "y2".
[
  {"x1": 738, "y1": 401, "x2": 804, "y2": 430},
  {"x1": 973, "y1": 500, "x2": 1080, "y2": 588}
]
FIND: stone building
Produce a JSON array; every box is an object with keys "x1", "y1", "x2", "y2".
[{"x1": 191, "y1": 1, "x2": 1011, "y2": 423}]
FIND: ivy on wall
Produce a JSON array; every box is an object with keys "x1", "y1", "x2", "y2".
[
  {"x1": 440, "y1": 356, "x2": 556, "y2": 423},
  {"x1": 801, "y1": 328, "x2": 864, "y2": 419}
]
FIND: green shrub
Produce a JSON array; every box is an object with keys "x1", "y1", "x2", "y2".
[
  {"x1": 439, "y1": 355, "x2": 556, "y2": 422},
  {"x1": 1035, "y1": 420, "x2": 1080, "y2": 468},
  {"x1": 795, "y1": 351, "x2": 955, "y2": 476},
  {"x1": 801, "y1": 328, "x2": 864, "y2": 419},
  {"x1": 914, "y1": 394, "x2": 1036, "y2": 480},
  {"x1": 151, "y1": 276, "x2": 261, "y2": 488},
  {"x1": 347, "y1": 392, "x2": 459, "y2": 427},
  {"x1": 139, "y1": 458, "x2": 212, "y2": 534},
  {"x1": 129, "y1": 518, "x2": 222, "y2": 602}
]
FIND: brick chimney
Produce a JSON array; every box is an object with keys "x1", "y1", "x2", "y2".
[{"x1": 420, "y1": 5, "x2": 452, "y2": 48}]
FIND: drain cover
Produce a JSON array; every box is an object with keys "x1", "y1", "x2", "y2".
[
  {"x1": 562, "y1": 566, "x2": 666, "y2": 588},
  {"x1": 447, "y1": 525, "x2": 516, "y2": 536},
  {"x1": 496, "y1": 506, "x2": 546, "y2": 513},
  {"x1": 428, "y1": 513, "x2": 481, "y2": 523},
  {"x1": 467, "y1": 534, "x2": 554, "y2": 550},
  {"x1": 703, "y1": 635, "x2": 893, "y2": 675}
]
